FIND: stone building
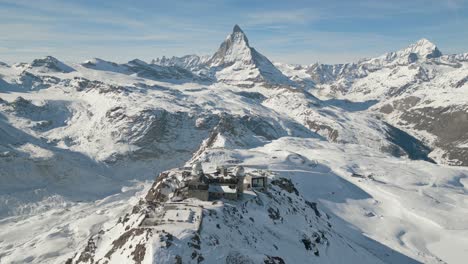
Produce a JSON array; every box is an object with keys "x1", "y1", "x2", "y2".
[
  {"x1": 187, "y1": 177, "x2": 209, "y2": 201},
  {"x1": 185, "y1": 163, "x2": 246, "y2": 201},
  {"x1": 184, "y1": 163, "x2": 269, "y2": 201}
]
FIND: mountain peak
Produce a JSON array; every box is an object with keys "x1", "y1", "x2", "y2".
[
  {"x1": 207, "y1": 24, "x2": 295, "y2": 87},
  {"x1": 233, "y1": 24, "x2": 243, "y2": 33},
  {"x1": 401, "y1": 38, "x2": 442, "y2": 59},
  {"x1": 207, "y1": 25, "x2": 251, "y2": 67},
  {"x1": 229, "y1": 24, "x2": 249, "y2": 47},
  {"x1": 415, "y1": 38, "x2": 434, "y2": 46},
  {"x1": 30, "y1": 56, "x2": 75, "y2": 73}
]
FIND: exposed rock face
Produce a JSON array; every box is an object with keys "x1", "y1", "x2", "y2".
[
  {"x1": 207, "y1": 25, "x2": 254, "y2": 67},
  {"x1": 151, "y1": 54, "x2": 210, "y2": 74},
  {"x1": 306, "y1": 63, "x2": 366, "y2": 85},
  {"x1": 30, "y1": 56, "x2": 75, "y2": 73},
  {"x1": 98, "y1": 25, "x2": 301, "y2": 87},
  {"x1": 3, "y1": 97, "x2": 71, "y2": 132},
  {"x1": 278, "y1": 39, "x2": 444, "y2": 91},
  {"x1": 383, "y1": 122, "x2": 434, "y2": 162},
  {"x1": 190, "y1": 112, "x2": 316, "y2": 162},
  {"x1": 98, "y1": 103, "x2": 316, "y2": 164},
  {"x1": 125, "y1": 59, "x2": 204, "y2": 81},
  {"x1": 69, "y1": 77, "x2": 110, "y2": 92},
  {"x1": 373, "y1": 93, "x2": 468, "y2": 166},
  {"x1": 399, "y1": 38, "x2": 442, "y2": 60},
  {"x1": 82, "y1": 58, "x2": 208, "y2": 81},
  {"x1": 276, "y1": 37, "x2": 468, "y2": 165},
  {"x1": 206, "y1": 25, "x2": 296, "y2": 87},
  {"x1": 70, "y1": 169, "x2": 382, "y2": 264},
  {"x1": 17, "y1": 71, "x2": 61, "y2": 90},
  {"x1": 81, "y1": 57, "x2": 129, "y2": 73},
  {"x1": 398, "y1": 106, "x2": 468, "y2": 165}
]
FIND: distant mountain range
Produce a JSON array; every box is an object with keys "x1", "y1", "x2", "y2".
[{"x1": 154, "y1": 26, "x2": 468, "y2": 166}]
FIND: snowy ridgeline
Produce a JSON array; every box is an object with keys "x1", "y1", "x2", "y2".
[
  {"x1": 1, "y1": 139, "x2": 467, "y2": 264},
  {"x1": 66, "y1": 157, "x2": 403, "y2": 264},
  {"x1": 0, "y1": 25, "x2": 467, "y2": 264}
]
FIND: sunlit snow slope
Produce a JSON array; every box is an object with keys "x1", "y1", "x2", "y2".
[{"x1": 0, "y1": 25, "x2": 467, "y2": 264}]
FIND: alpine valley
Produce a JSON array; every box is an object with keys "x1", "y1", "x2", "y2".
[{"x1": 0, "y1": 25, "x2": 467, "y2": 264}]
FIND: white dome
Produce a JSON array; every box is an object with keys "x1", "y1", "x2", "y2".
[
  {"x1": 192, "y1": 161, "x2": 203, "y2": 176},
  {"x1": 233, "y1": 166, "x2": 245, "y2": 177}
]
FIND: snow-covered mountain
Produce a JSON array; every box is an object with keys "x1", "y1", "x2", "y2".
[
  {"x1": 1, "y1": 25, "x2": 467, "y2": 264},
  {"x1": 276, "y1": 38, "x2": 468, "y2": 166},
  {"x1": 81, "y1": 57, "x2": 206, "y2": 81},
  {"x1": 205, "y1": 25, "x2": 295, "y2": 87},
  {"x1": 152, "y1": 25, "x2": 295, "y2": 88},
  {"x1": 361, "y1": 38, "x2": 443, "y2": 68},
  {"x1": 29, "y1": 56, "x2": 76, "y2": 73}
]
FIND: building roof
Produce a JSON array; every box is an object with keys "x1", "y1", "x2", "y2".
[{"x1": 208, "y1": 184, "x2": 237, "y2": 194}]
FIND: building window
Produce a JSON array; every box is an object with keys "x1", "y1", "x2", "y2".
[{"x1": 252, "y1": 178, "x2": 265, "y2": 188}]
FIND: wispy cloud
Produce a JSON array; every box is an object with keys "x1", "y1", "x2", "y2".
[
  {"x1": 246, "y1": 9, "x2": 319, "y2": 26},
  {"x1": 0, "y1": 0, "x2": 466, "y2": 64}
]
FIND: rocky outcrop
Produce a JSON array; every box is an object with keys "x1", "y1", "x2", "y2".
[
  {"x1": 82, "y1": 58, "x2": 208, "y2": 82},
  {"x1": 29, "y1": 56, "x2": 75, "y2": 73},
  {"x1": 70, "y1": 168, "x2": 382, "y2": 264},
  {"x1": 125, "y1": 59, "x2": 206, "y2": 81},
  {"x1": 399, "y1": 106, "x2": 468, "y2": 165},
  {"x1": 152, "y1": 54, "x2": 210, "y2": 72}
]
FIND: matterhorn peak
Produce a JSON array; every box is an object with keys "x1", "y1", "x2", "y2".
[
  {"x1": 232, "y1": 24, "x2": 243, "y2": 33},
  {"x1": 229, "y1": 24, "x2": 249, "y2": 46},
  {"x1": 206, "y1": 24, "x2": 295, "y2": 87},
  {"x1": 207, "y1": 24, "x2": 252, "y2": 67}
]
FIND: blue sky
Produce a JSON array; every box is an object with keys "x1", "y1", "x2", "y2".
[{"x1": 0, "y1": 0, "x2": 467, "y2": 64}]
